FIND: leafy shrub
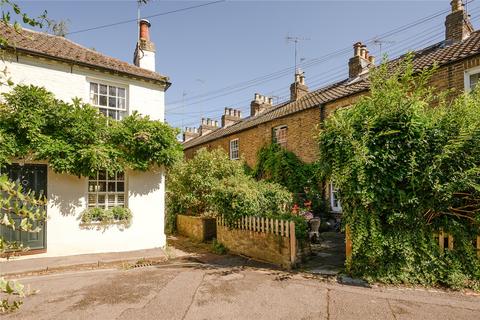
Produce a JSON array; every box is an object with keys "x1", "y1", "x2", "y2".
[
  {"x1": 253, "y1": 143, "x2": 324, "y2": 214},
  {"x1": 317, "y1": 55, "x2": 480, "y2": 289},
  {"x1": 211, "y1": 239, "x2": 227, "y2": 255},
  {"x1": 166, "y1": 148, "x2": 308, "y2": 237}
]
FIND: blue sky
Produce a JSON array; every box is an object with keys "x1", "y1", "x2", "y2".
[{"x1": 16, "y1": 1, "x2": 479, "y2": 131}]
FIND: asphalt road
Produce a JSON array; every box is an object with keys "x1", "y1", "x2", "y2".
[{"x1": 2, "y1": 264, "x2": 480, "y2": 320}]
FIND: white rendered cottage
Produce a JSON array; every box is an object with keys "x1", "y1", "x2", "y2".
[{"x1": 0, "y1": 20, "x2": 170, "y2": 257}]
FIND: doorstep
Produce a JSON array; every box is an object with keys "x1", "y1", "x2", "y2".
[{"x1": 0, "y1": 248, "x2": 168, "y2": 277}]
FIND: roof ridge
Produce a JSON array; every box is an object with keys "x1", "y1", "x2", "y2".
[
  {"x1": 0, "y1": 24, "x2": 169, "y2": 83},
  {"x1": 14, "y1": 26, "x2": 164, "y2": 77}
]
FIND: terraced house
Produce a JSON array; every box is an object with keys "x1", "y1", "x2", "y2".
[
  {"x1": 183, "y1": 0, "x2": 480, "y2": 213},
  {"x1": 0, "y1": 20, "x2": 170, "y2": 257}
]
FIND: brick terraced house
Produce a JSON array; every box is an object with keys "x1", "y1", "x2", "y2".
[{"x1": 183, "y1": 1, "x2": 480, "y2": 213}]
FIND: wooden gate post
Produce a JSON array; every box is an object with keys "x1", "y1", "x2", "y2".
[
  {"x1": 345, "y1": 225, "x2": 352, "y2": 261},
  {"x1": 290, "y1": 221, "x2": 296, "y2": 266}
]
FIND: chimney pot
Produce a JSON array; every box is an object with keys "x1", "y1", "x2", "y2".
[
  {"x1": 368, "y1": 55, "x2": 376, "y2": 65},
  {"x1": 139, "y1": 19, "x2": 151, "y2": 41}
]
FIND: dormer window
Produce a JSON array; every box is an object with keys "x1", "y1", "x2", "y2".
[{"x1": 89, "y1": 82, "x2": 127, "y2": 120}]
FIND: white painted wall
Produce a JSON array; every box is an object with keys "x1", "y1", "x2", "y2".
[
  {"x1": 46, "y1": 168, "x2": 165, "y2": 257},
  {"x1": 0, "y1": 54, "x2": 165, "y2": 120},
  {"x1": 0, "y1": 54, "x2": 167, "y2": 257}
]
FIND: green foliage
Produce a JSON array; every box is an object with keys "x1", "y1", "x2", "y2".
[
  {"x1": 0, "y1": 174, "x2": 46, "y2": 313},
  {"x1": 253, "y1": 143, "x2": 324, "y2": 213},
  {"x1": 80, "y1": 207, "x2": 132, "y2": 227},
  {"x1": 0, "y1": 85, "x2": 182, "y2": 177},
  {"x1": 317, "y1": 55, "x2": 480, "y2": 289},
  {"x1": 166, "y1": 148, "x2": 308, "y2": 238},
  {"x1": 211, "y1": 239, "x2": 227, "y2": 255}
]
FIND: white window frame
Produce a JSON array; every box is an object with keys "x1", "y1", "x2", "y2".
[
  {"x1": 89, "y1": 81, "x2": 128, "y2": 121},
  {"x1": 464, "y1": 66, "x2": 480, "y2": 92},
  {"x1": 88, "y1": 170, "x2": 127, "y2": 209},
  {"x1": 229, "y1": 139, "x2": 239, "y2": 160},
  {"x1": 272, "y1": 125, "x2": 288, "y2": 148},
  {"x1": 330, "y1": 182, "x2": 342, "y2": 213}
]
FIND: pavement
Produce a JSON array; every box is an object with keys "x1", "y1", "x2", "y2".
[
  {"x1": 2, "y1": 264, "x2": 480, "y2": 319},
  {"x1": 0, "y1": 248, "x2": 172, "y2": 277},
  {"x1": 1, "y1": 236, "x2": 479, "y2": 319}
]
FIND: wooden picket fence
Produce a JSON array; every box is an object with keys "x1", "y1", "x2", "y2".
[{"x1": 217, "y1": 215, "x2": 295, "y2": 238}]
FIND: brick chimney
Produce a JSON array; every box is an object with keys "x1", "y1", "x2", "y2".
[
  {"x1": 199, "y1": 118, "x2": 219, "y2": 136},
  {"x1": 290, "y1": 69, "x2": 309, "y2": 101},
  {"x1": 348, "y1": 42, "x2": 375, "y2": 79},
  {"x1": 134, "y1": 19, "x2": 156, "y2": 71},
  {"x1": 445, "y1": 0, "x2": 474, "y2": 43},
  {"x1": 183, "y1": 127, "x2": 199, "y2": 142},
  {"x1": 221, "y1": 108, "x2": 242, "y2": 128},
  {"x1": 250, "y1": 93, "x2": 273, "y2": 117}
]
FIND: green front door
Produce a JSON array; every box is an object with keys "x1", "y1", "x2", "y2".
[{"x1": 0, "y1": 164, "x2": 47, "y2": 250}]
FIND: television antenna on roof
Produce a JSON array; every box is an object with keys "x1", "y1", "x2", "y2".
[
  {"x1": 286, "y1": 35, "x2": 310, "y2": 75},
  {"x1": 373, "y1": 37, "x2": 396, "y2": 57}
]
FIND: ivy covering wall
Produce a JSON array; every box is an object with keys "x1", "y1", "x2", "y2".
[
  {"x1": 317, "y1": 56, "x2": 480, "y2": 289},
  {"x1": 0, "y1": 85, "x2": 183, "y2": 176}
]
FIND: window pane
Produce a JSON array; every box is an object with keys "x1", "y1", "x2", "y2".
[
  {"x1": 100, "y1": 84, "x2": 107, "y2": 95},
  {"x1": 117, "y1": 172, "x2": 124, "y2": 180},
  {"x1": 108, "y1": 97, "x2": 116, "y2": 108},
  {"x1": 98, "y1": 171, "x2": 106, "y2": 180},
  {"x1": 90, "y1": 83, "x2": 98, "y2": 94},
  {"x1": 470, "y1": 73, "x2": 480, "y2": 90},
  {"x1": 108, "y1": 109, "x2": 117, "y2": 119},
  {"x1": 117, "y1": 182, "x2": 124, "y2": 192},
  {"x1": 88, "y1": 182, "x2": 97, "y2": 192},
  {"x1": 118, "y1": 88, "x2": 126, "y2": 98},
  {"x1": 90, "y1": 94, "x2": 98, "y2": 105},
  {"x1": 109, "y1": 86, "x2": 117, "y2": 97},
  {"x1": 108, "y1": 182, "x2": 116, "y2": 192},
  {"x1": 99, "y1": 108, "x2": 107, "y2": 117},
  {"x1": 118, "y1": 98, "x2": 126, "y2": 110},
  {"x1": 99, "y1": 95, "x2": 107, "y2": 106},
  {"x1": 88, "y1": 194, "x2": 96, "y2": 205},
  {"x1": 98, "y1": 195, "x2": 105, "y2": 204},
  {"x1": 108, "y1": 194, "x2": 116, "y2": 206},
  {"x1": 98, "y1": 182, "x2": 106, "y2": 192},
  {"x1": 117, "y1": 194, "x2": 125, "y2": 204}
]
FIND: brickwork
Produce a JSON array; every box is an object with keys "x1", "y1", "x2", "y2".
[
  {"x1": 217, "y1": 225, "x2": 292, "y2": 268},
  {"x1": 185, "y1": 105, "x2": 322, "y2": 167},
  {"x1": 176, "y1": 215, "x2": 217, "y2": 242}
]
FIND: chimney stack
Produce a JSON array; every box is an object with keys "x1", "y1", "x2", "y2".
[
  {"x1": 199, "y1": 118, "x2": 219, "y2": 136},
  {"x1": 290, "y1": 69, "x2": 309, "y2": 102},
  {"x1": 134, "y1": 19, "x2": 156, "y2": 71},
  {"x1": 348, "y1": 42, "x2": 375, "y2": 79},
  {"x1": 250, "y1": 93, "x2": 273, "y2": 117},
  {"x1": 221, "y1": 108, "x2": 242, "y2": 127},
  {"x1": 445, "y1": 0, "x2": 473, "y2": 43},
  {"x1": 183, "y1": 127, "x2": 200, "y2": 142}
]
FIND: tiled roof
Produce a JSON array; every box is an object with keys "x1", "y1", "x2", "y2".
[
  {"x1": 184, "y1": 31, "x2": 480, "y2": 149},
  {"x1": 0, "y1": 25, "x2": 170, "y2": 85}
]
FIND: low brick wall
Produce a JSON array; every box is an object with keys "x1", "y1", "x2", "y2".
[
  {"x1": 216, "y1": 216, "x2": 310, "y2": 269},
  {"x1": 217, "y1": 225, "x2": 292, "y2": 268},
  {"x1": 176, "y1": 215, "x2": 217, "y2": 242}
]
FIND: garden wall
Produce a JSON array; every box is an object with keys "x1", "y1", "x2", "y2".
[
  {"x1": 216, "y1": 216, "x2": 309, "y2": 269},
  {"x1": 176, "y1": 215, "x2": 216, "y2": 242}
]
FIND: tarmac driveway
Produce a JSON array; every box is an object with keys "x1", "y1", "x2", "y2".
[{"x1": 2, "y1": 264, "x2": 480, "y2": 320}]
